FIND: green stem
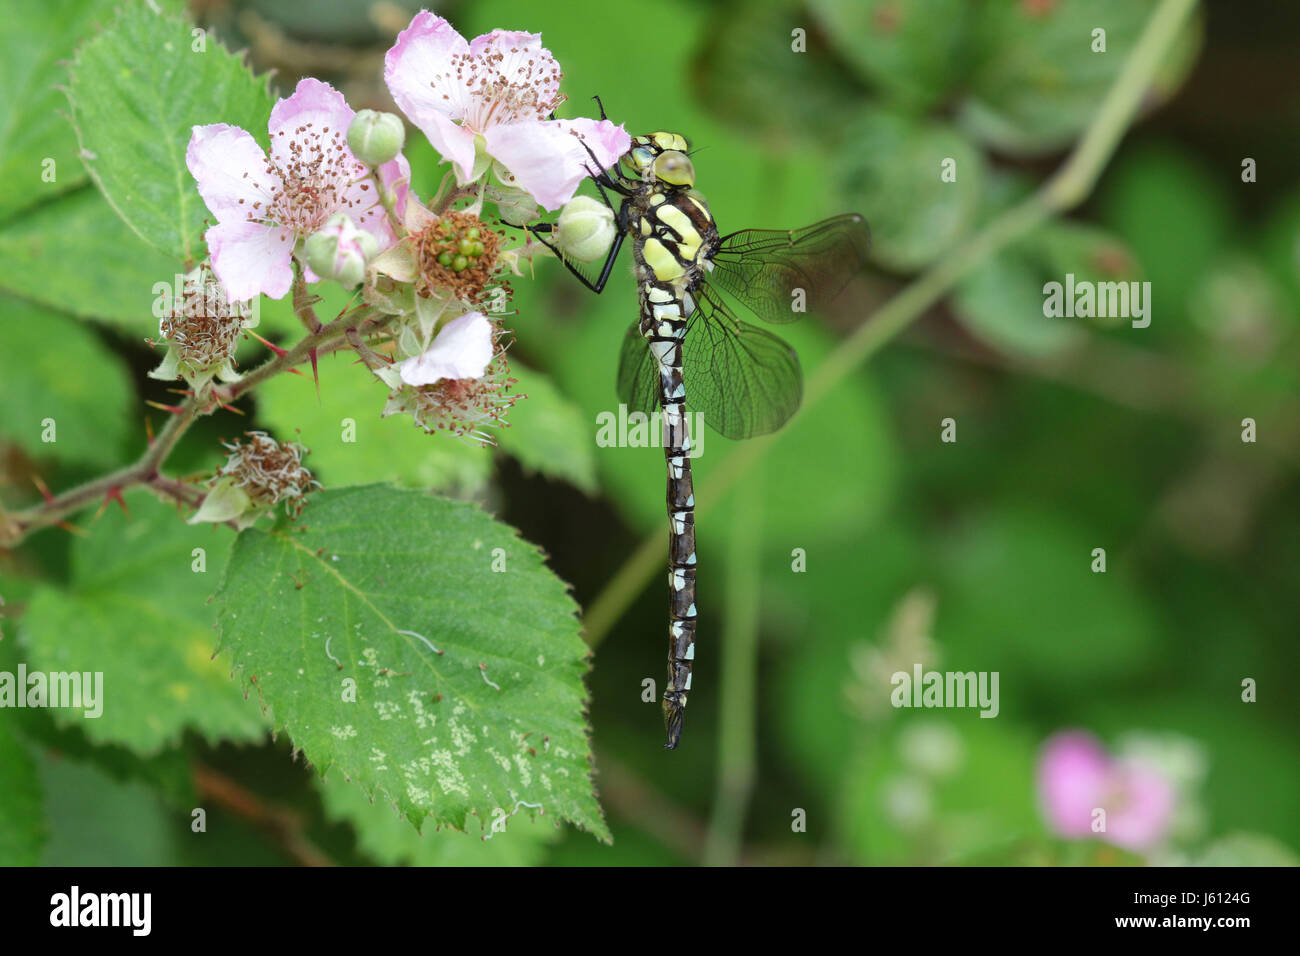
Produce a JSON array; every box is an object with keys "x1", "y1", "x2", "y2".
[
  {"x1": 369, "y1": 168, "x2": 403, "y2": 232},
  {"x1": 582, "y1": 0, "x2": 1198, "y2": 648},
  {"x1": 703, "y1": 477, "x2": 762, "y2": 867}
]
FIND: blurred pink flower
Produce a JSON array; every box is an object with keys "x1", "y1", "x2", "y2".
[
  {"x1": 1037, "y1": 730, "x2": 1176, "y2": 852},
  {"x1": 187, "y1": 78, "x2": 410, "y2": 302},
  {"x1": 383, "y1": 11, "x2": 629, "y2": 210}
]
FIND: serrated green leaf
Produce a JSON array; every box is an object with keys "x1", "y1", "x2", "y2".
[
  {"x1": 256, "y1": 352, "x2": 493, "y2": 493},
  {"x1": 836, "y1": 107, "x2": 984, "y2": 271},
  {"x1": 0, "y1": 188, "x2": 180, "y2": 335},
  {"x1": 318, "y1": 769, "x2": 557, "y2": 865},
  {"x1": 214, "y1": 485, "x2": 608, "y2": 841},
  {"x1": 0, "y1": 719, "x2": 47, "y2": 864},
  {"x1": 0, "y1": 295, "x2": 134, "y2": 468},
  {"x1": 20, "y1": 491, "x2": 269, "y2": 753},
  {"x1": 497, "y1": 364, "x2": 598, "y2": 493},
  {"x1": 65, "y1": 3, "x2": 274, "y2": 260},
  {"x1": 0, "y1": 0, "x2": 121, "y2": 222}
]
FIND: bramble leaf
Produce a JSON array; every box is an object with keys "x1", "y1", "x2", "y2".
[
  {"x1": 318, "y1": 769, "x2": 557, "y2": 865},
  {"x1": 65, "y1": 2, "x2": 274, "y2": 260},
  {"x1": 214, "y1": 485, "x2": 608, "y2": 841},
  {"x1": 20, "y1": 491, "x2": 269, "y2": 753},
  {"x1": 0, "y1": 719, "x2": 46, "y2": 865},
  {"x1": 0, "y1": 188, "x2": 179, "y2": 335},
  {"x1": 0, "y1": 296, "x2": 134, "y2": 468},
  {"x1": 0, "y1": 0, "x2": 120, "y2": 222}
]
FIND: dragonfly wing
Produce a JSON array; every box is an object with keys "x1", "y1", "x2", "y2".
[
  {"x1": 683, "y1": 284, "x2": 802, "y2": 439},
  {"x1": 707, "y1": 213, "x2": 871, "y2": 324},
  {"x1": 616, "y1": 321, "x2": 659, "y2": 417}
]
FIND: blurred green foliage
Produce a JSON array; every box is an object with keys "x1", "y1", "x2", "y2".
[{"x1": 0, "y1": 0, "x2": 1297, "y2": 867}]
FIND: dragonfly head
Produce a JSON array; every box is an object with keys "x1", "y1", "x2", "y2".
[{"x1": 623, "y1": 132, "x2": 695, "y2": 188}]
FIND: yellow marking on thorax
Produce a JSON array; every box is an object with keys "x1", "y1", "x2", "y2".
[
  {"x1": 642, "y1": 237, "x2": 685, "y2": 281},
  {"x1": 657, "y1": 205, "x2": 703, "y2": 262}
]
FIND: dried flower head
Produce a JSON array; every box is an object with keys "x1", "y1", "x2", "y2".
[
  {"x1": 150, "y1": 264, "x2": 257, "y2": 391},
  {"x1": 217, "y1": 431, "x2": 318, "y2": 516}
]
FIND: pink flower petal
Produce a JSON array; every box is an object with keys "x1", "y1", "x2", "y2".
[
  {"x1": 1037, "y1": 731, "x2": 1110, "y2": 838},
  {"x1": 187, "y1": 124, "x2": 275, "y2": 224},
  {"x1": 206, "y1": 220, "x2": 296, "y2": 302},
  {"x1": 483, "y1": 118, "x2": 630, "y2": 211},
  {"x1": 384, "y1": 11, "x2": 478, "y2": 180},
  {"x1": 1107, "y1": 763, "x2": 1176, "y2": 852},
  {"x1": 268, "y1": 78, "x2": 360, "y2": 170},
  {"x1": 400, "y1": 312, "x2": 495, "y2": 385},
  {"x1": 340, "y1": 151, "x2": 413, "y2": 250},
  {"x1": 466, "y1": 29, "x2": 561, "y2": 115}
]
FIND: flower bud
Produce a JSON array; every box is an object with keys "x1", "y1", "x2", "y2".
[
  {"x1": 555, "y1": 195, "x2": 616, "y2": 263},
  {"x1": 347, "y1": 109, "x2": 406, "y2": 166},
  {"x1": 303, "y1": 213, "x2": 379, "y2": 287}
]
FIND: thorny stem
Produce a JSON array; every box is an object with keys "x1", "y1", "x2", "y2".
[
  {"x1": 224, "y1": 306, "x2": 385, "y2": 400},
  {"x1": 581, "y1": 0, "x2": 1200, "y2": 648},
  {"x1": 2, "y1": 304, "x2": 397, "y2": 546},
  {"x1": 2, "y1": 398, "x2": 199, "y2": 543},
  {"x1": 292, "y1": 265, "x2": 323, "y2": 333}
]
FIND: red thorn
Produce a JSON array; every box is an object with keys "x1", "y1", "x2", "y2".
[
  {"x1": 308, "y1": 347, "x2": 320, "y2": 402},
  {"x1": 57, "y1": 521, "x2": 89, "y2": 537},
  {"x1": 145, "y1": 400, "x2": 184, "y2": 414},
  {"x1": 219, "y1": 403, "x2": 245, "y2": 415},
  {"x1": 104, "y1": 486, "x2": 130, "y2": 516},
  {"x1": 246, "y1": 329, "x2": 290, "y2": 357},
  {"x1": 31, "y1": 475, "x2": 55, "y2": 504},
  {"x1": 286, "y1": 367, "x2": 307, "y2": 378}
]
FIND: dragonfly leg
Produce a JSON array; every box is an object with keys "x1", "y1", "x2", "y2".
[{"x1": 525, "y1": 224, "x2": 625, "y2": 295}]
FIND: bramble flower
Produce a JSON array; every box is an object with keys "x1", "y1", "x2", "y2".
[
  {"x1": 1037, "y1": 730, "x2": 1176, "y2": 852},
  {"x1": 374, "y1": 312, "x2": 519, "y2": 444},
  {"x1": 187, "y1": 78, "x2": 411, "y2": 302},
  {"x1": 398, "y1": 311, "x2": 495, "y2": 386},
  {"x1": 383, "y1": 11, "x2": 629, "y2": 210},
  {"x1": 149, "y1": 264, "x2": 258, "y2": 391},
  {"x1": 190, "y1": 431, "x2": 319, "y2": 528}
]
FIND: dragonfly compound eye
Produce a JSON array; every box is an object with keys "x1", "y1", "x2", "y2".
[{"x1": 652, "y1": 150, "x2": 695, "y2": 187}]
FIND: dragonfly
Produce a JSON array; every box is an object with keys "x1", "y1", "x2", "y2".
[{"x1": 532, "y1": 119, "x2": 870, "y2": 749}]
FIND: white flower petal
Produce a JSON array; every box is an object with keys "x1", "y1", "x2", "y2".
[{"x1": 399, "y1": 312, "x2": 494, "y2": 385}]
